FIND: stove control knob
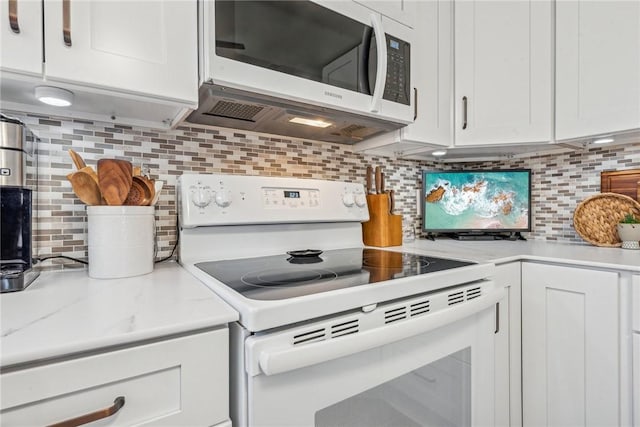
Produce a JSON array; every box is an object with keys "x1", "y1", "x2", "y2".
[
  {"x1": 215, "y1": 190, "x2": 232, "y2": 208},
  {"x1": 342, "y1": 192, "x2": 355, "y2": 207},
  {"x1": 191, "y1": 186, "x2": 212, "y2": 208},
  {"x1": 355, "y1": 194, "x2": 367, "y2": 208}
]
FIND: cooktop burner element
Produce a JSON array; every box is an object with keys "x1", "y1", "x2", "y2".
[{"x1": 195, "y1": 248, "x2": 475, "y2": 301}]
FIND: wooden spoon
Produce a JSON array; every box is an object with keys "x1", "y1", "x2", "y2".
[
  {"x1": 97, "y1": 159, "x2": 133, "y2": 206},
  {"x1": 68, "y1": 149, "x2": 87, "y2": 170},
  {"x1": 124, "y1": 176, "x2": 154, "y2": 206},
  {"x1": 67, "y1": 170, "x2": 102, "y2": 206},
  {"x1": 77, "y1": 165, "x2": 99, "y2": 185}
]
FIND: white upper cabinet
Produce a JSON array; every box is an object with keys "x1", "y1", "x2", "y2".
[
  {"x1": 0, "y1": 0, "x2": 42, "y2": 75},
  {"x1": 352, "y1": 0, "x2": 453, "y2": 156},
  {"x1": 354, "y1": 0, "x2": 416, "y2": 28},
  {"x1": 555, "y1": 1, "x2": 640, "y2": 141},
  {"x1": 454, "y1": 0, "x2": 553, "y2": 146},
  {"x1": 43, "y1": 0, "x2": 197, "y2": 104},
  {"x1": 0, "y1": 1, "x2": 197, "y2": 128}
]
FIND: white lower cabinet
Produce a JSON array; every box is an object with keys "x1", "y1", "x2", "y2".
[
  {"x1": 0, "y1": 329, "x2": 229, "y2": 426},
  {"x1": 522, "y1": 262, "x2": 620, "y2": 426},
  {"x1": 493, "y1": 262, "x2": 522, "y2": 427}
]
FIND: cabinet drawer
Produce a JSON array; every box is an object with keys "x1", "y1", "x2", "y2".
[{"x1": 1, "y1": 329, "x2": 229, "y2": 426}]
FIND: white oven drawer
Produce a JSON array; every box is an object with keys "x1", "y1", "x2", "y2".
[{"x1": 1, "y1": 329, "x2": 229, "y2": 426}]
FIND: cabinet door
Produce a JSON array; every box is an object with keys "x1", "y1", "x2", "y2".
[
  {"x1": 493, "y1": 262, "x2": 522, "y2": 427},
  {"x1": 522, "y1": 263, "x2": 619, "y2": 427},
  {"x1": 43, "y1": 0, "x2": 197, "y2": 104},
  {"x1": 556, "y1": 1, "x2": 640, "y2": 141},
  {"x1": 404, "y1": 0, "x2": 452, "y2": 147},
  {"x1": 454, "y1": 0, "x2": 552, "y2": 146},
  {"x1": 0, "y1": 0, "x2": 42, "y2": 75}
]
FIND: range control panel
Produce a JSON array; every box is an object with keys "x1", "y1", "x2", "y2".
[
  {"x1": 263, "y1": 188, "x2": 320, "y2": 209},
  {"x1": 179, "y1": 174, "x2": 369, "y2": 228}
]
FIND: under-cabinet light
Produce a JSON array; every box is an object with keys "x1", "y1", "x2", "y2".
[
  {"x1": 592, "y1": 137, "x2": 614, "y2": 145},
  {"x1": 431, "y1": 150, "x2": 447, "y2": 157},
  {"x1": 35, "y1": 86, "x2": 74, "y2": 107}
]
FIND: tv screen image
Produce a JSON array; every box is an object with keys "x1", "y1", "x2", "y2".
[{"x1": 422, "y1": 169, "x2": 531, "y2": 233}]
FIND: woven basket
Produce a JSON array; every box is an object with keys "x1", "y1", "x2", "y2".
[{"x1": 573, "y1": 193, "x2": 640, "y2": 247}]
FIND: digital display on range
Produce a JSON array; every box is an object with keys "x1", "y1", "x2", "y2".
[
  {"x1": 284, "y1": 191, "x2": 301, "y2": 198},
  {"x1": 389, "y1": 39, "x2": 400, "y2": 50}
]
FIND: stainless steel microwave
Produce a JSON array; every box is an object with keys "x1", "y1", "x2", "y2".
[{"x1": 189, "y1": 0, "x2": 413, "y2": 144}]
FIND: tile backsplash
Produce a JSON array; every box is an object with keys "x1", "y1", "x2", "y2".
[{"x1": 7, "y1": 111, "x2": 640, "y2": 270}]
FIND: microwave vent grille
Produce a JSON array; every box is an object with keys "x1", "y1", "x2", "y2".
[{"x1": 206, "y1": 100, "x2": 264, "y2": 122}]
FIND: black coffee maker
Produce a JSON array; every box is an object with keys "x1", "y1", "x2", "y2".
[{"x1": 1, "y1": 114, "x2": 39, "y2": 292}]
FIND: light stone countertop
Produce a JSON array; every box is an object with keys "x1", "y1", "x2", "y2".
[
  {"x1": 0, "y1": 262, "x2": 238, "y2": 369},
  {"x1": 397, "y1": 239, "x2": 640, "y2": 272}
]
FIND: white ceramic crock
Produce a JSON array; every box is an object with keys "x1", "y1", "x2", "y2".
[{"x1": 87, "y1": 206, "x2": 155, "y2": 278}]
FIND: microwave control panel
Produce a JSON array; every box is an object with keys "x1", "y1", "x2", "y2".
[{"x1": 383, "y1": 34, "x2": 411, "y2": 106}]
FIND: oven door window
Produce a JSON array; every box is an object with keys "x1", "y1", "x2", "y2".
[
  {"x1": 215, "y1": 1, "x2": 374, "y2": 95},
  {"x1": 315, "y1": 348, "x2": 471, "y2": 427}
]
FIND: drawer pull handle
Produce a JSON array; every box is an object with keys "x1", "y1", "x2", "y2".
[
  {"x1": 62, "y1": 0, "x2": 71, "y2": 46},
  {"x1": 8, "y1": 0, "x2": 19, "y2": 33},
  {"x1": 47, "y1": 396, "x2": 125, "y2": 427}
]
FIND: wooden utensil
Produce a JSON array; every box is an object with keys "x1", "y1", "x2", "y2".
[
  {"x1": 67, "y1": 170, "x2": 102, "y2": 206},
  {"x1": 124, "y1": 176, "x2": 153, "y2": 206},
  {"x1": 77, "y1": 165, "x2": 99, "y2": 185},
  {"x1": 97, "y1": 159, "x2": 133, "y2": 205},
  {"x1": 68, "y1": 149, "x2": 87, "y2": 170},
  {"x1": 139, "y1": 176, "x2": 155, "y2": 203}
]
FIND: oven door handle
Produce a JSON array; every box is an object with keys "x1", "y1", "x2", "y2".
[{"x1": 257, "y1": 287, "x2": 504, "y2": 376}]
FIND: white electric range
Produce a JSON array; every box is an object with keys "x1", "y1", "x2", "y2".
[{"x1": 178, "y1": 173, "x2": 502, "y2": 427}]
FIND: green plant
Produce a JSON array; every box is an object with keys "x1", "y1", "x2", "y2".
[{"x1": 620, "y1": 213, "x2": 640, "y2": 224}]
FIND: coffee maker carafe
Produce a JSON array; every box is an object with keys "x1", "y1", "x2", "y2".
[{"x1": 1, "y1": 114, "x2": 39, "y2": 292}]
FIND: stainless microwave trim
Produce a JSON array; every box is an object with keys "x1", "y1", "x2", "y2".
[{"x1": 186, "y1": 84, "x2": 404, "y2": 144}]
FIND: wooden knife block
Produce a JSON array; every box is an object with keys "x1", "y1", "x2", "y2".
[{"x1": 362, "y1": 194, "x2": 402, "y2": 247}]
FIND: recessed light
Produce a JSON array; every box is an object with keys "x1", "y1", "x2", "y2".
[
  {"x1": 431, "y1": 150, "x2": 447, "y2": 157},
  {"x1": 593, "y1": 137, "x2": 614, "y2": 145},
  {"x1": 35, "y1": 86, "x2": 74, "y2": 107},
  {"x1": 289, "y1": 117, "x2": 332, "y2": 128}
]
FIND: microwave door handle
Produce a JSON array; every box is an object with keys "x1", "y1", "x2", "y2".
[
  {"x1": 257, "y1": 286, "x2": 504, "y2": 376},
  {"x1": 369, "y1": 13, "x2": 387, "y2": 113},
  {"x1": 358, "y1": 27, "x2": 372, "y2": 94}
]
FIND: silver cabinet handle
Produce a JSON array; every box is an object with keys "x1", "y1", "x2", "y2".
[
  {"x1": 47, "y1": 396, "x2": 125, "y2": 427},
  {"x1": 494, "y1": 302, "x2": 500, "y2": 334},
  {"x1": 462, "y1": 96, "x2": 468, "y2": 130},
  {"x1": 413, "y1": 87, "x2": 418, "y2": 121},
  {"x1": 8, "y1": 0, "x2": 19, "y2": 33},
  {"x1": 63, "y1": 0, "x2": 72, "y2": 46}
]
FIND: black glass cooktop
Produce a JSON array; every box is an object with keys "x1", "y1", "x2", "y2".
[{"x1": 195, "y1": 248, "x2": 474, "y2": 301}]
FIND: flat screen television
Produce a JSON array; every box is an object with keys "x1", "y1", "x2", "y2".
[{"x1": 422, "y1": 169, "x2": 531, "y2": 238}]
